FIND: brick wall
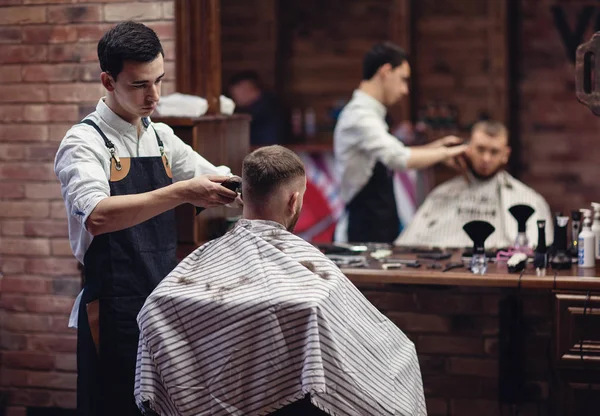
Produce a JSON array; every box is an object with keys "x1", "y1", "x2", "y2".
[
  {"x1": 361, "y1": 284, "x2": 554, "y2": 416},
  {"x1": 0, "y1": 2, "x2": 174, "y2": 414},
  {"x1": 520, "y1": 0, "x2": 600, "y2": 215}
]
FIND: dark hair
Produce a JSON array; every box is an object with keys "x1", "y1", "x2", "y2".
[
  {"x1": 229, "y1": 70, "x2": 262, "y2": 89},
  {"x1": 97, "y1": 21, "x2": 164, "y2": 80},
  {"x1": 472, "y1": 120, "x2": 508, "y2": 138},
  {"x1": 242, "y1": 145, "x2": 305, "y2": 201},
  {"x1": 362, "y1": 42, "x2": 407, "y2": 80}
]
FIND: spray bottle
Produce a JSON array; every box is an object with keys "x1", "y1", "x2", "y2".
[
  {"x1": 591, "y1": 202, "x2": 600, "y2": 259},
  {"x1": 578, "y1": 209, "x2": 596, "y2": 268}
]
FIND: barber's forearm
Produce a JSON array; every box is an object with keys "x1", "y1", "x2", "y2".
[
  {"x1": 405, "y1": 147, "x2": 449, "y2": 169},
  {"x1": 85, "y1": 181, "x2": 189, "y2": 236}
]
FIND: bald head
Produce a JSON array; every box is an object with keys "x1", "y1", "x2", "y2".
[{"x1": 242, "y1": 145, "x2": 307, "y2": 232}]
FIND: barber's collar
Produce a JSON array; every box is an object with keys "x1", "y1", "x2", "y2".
[
  {"x1": 352, "y1": 90, "x2": 387, "y2": 119},
  {"x1": 96, "y1": 98, "x2": 151, "y2": 135}
]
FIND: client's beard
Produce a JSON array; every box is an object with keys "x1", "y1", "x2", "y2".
[{"x1": 465, "y1": 158, "x2": 504, "y2": 181}]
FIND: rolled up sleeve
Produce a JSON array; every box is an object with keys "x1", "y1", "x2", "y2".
[{"x1": 54, "y1": 128, "x2": 110, "y2": 228}]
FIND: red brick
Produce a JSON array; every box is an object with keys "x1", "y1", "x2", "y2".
[
  {"x1": 0, "y1": 104, "x2": 23, "y2": 122},
  {"x1": 0, "y1": 183, "x2": 25, "y2": 199},
  {"x1": 48, "y1": 83, "x2": 104, "y2": 103},
  {"x1": 162, "y1": 1, "x2": 173, "y2": 19},
  {"x1": 50, "y1": 104, "x2": 79, "y2": 121},
  {"x1": 22, "y1": 25, "x2": 78, "y2": 44},
  {"x1": 24, "y1": 182, "x2": 62, "y2": 200},
  {"x1": 49, "y1": 123, "x2": 73, "y2": 141},
  {"x1": 0, "y1": 44, "x2": 48, "y2": 64},
  {"x1": 1, "y1": 275, "x2": 50, "y2": 294},
  {"x1": 484, "y1": 338, "x2": 498, "y2": 357},
  {"x1": 0, "y1": 294, "x2": 27, "y2": 312},
  {"x1": 47, "y1": 4, "x2": 102, "y2": 23},
  {"x1": 387, "y1": 312, "x2": 451, "y2": 333},
  {"x1": 361, "y1": 289, "x2": 417, "y2": 311},
  {"x1": 22, "y1": 64, "x2": 79, "y2": 82},
  {"x1": 51, "y1": 238, "x2": 73, "y2": 256},
  {"x1": 0, "y1": 84, "x2": 48, "y2": 103},
  {"x1": 26, "y1": 257, "x2": 79, "y2": 276},
  {"x1": 0, "y1": 124, "x2": 48, "y2": 142},
  {"x1": 2, "y1": 312, "x2": 53, "y2": 332},
  {"x1": 423, "y1": 374, "x2": 486, "y2": 399},
  {"x1": 2, "y1": 257, "x2": 26, "y2": 273},
  {"x1": 26, "y1": 144, "x2": 59, "y2": 161},
  {"x1": 416, "y1": 293, "x2": 482, "y2": 314},
  {"x1": 163, "y1": 39, "x2": 175, "y2": 60},
  {"x1": 75, "y1": 23, "x2": 113, "y2": 42},
  {"x1": 29, "y1": 371, "x2": 77, "y2": 390},
  {"x1": 0, "y1": 6, "x2": 46, "y2": 25},
  {"x1": 79, "y1": 62, "x2": 101, "y2": 81},
  {"x1": 418, "y1": 354, "x2": 446, "y2": 375},
  {"x1": 418, "y1": 335, "x2": 483, "y2": 355},
  {"x1": 2, "y1": 219, "x2": 25, "y2": 235},
  {"x1": 0, "y1": 26, "x2": 22, "y2": 43},
  {"x1": 52, "y1": 277, "x2": 80, "y2": 296},
  {"x1": 1, "y1": 351, "x2": 55, "y2": 371},
  {"x1": 25, "y1": 219, "x2": 68, "y2": 237},
  {"x1": 0, "y1": 163, "x2": 54, "y2": 180},
  {"x1": 26, "y1": 333, "x2": 77, "y2": 353},
  {"x1": 447, "y1": 357, "x2": 498, "y2": 378},
  {"x1": 0, "y1": 65, "x2": 23, "y2": 83},
  {"x1": 25, "y1": 295, "x2": 73, "y2": 316},
  {"x1": 161, "y1": 80, "x2": 176, "y2": 96},
  {"x1": 24, "y1": 0, "x2": 80, "y2": 3},
  {"x1": 104, "y1": 2, "x2": 163, "y2": 22},
  {"x1": 0, "y1": 201, "x2": 49, "y2": 218},
  {"x1": 0, "y1": 331, "x2": 27, "y2": 350},
  {"x1": 8, "y1": 388, "x2": 53, "y2": 407},
  {"x1": 48, "y1": 42, "x2": 97, "y2": 63},
  {"x1": 450, "y1": 399, "x2": 501, "y2": 415},
  {"x1": 5, "y1": 407, "x2": 27, "y2": 416},
  {"x1": 50, "y1": 201, "x2": 67, "y2": 219},
  {"x1": 51, "y1": 390, "x2": 77, "y2": 409},
  {"x1": 426, "y1": 398, "x2": 448, "y2": 416},
  {"x1": 50, "y1": 314, "x2": 72, "y2": 332},
  {"x1": 54, "y1": 353, "x2": 76, "y2": 372},
  {"x1": 147, "y1": 21, "x2": 175, "y2": 40}
]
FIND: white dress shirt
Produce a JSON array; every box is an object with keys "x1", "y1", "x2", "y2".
[
  {"x1": 54, "y1": 98, "x2": 230, "y2": 327},
  {"x1": 333, "y1": 90, "x2": 412, "y2": 241}
]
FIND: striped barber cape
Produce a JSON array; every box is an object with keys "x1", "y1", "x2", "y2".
[{"x1": 134, "y1": 219, "x2": 426, "y2": 416}]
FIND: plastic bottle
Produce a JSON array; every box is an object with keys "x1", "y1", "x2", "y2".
[
  {"x1": 578, "y1": 209, "x2": 596, "y2": 268},
  {"x1": 591, "y1": 202, "x2": 600, "y2": 259}
]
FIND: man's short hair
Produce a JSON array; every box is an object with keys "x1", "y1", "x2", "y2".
[
  {"x1": 363, "y1": 42, "x2": 407, "y2": 80},
  {"x1": 242, "y1": 145, "x2": 305, "y2": 201},
  {"x1": 98, "y1": 21, "x2": 164, "y2": 80},
  {"x1": 471, "y1": 120, "x2": 508, "y2": 139},
  {"x1": 229, "y1": 70, "x2": 262, "y2": 89}
]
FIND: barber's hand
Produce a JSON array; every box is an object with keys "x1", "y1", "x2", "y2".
[
  {"x1": 442, "y1": 144, "x2": 468, "y2": 171},
  {"x1": 428, "y1": 135, "x2": 463, "y2": 148},
  {"x1": 184, "y1": 175, "x2": 237, "y2": 208}
]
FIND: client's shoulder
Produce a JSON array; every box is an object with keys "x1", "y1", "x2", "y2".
[{"x1": 501, "y1": 171, "x2": 550, "y2": 206}]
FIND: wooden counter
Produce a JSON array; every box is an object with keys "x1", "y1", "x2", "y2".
[
  {"x1": 342, "y1": 260, "x2": 600, "y2": 291},
  {"x1": 335, "y1": 250, "x2": 600, "y2": 416}
]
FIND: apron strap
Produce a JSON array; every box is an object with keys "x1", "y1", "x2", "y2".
[
  {"x1": 151, "y1": 124, "x2": 169, "y2": 167},
  {"x1": 80, "y1": 118, "x2": 122, "y2": 171}
]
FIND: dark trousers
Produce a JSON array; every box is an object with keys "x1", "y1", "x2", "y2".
[{"x1": 269, "y1": 396, "x2": 329, "y2": 415}]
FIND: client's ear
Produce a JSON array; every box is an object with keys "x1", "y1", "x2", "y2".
[{"x1": 288, "y1": 191, "x2": 299, "y2": 214}]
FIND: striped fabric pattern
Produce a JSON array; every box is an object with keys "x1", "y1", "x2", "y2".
[
  {"x1": 135, "y1": 219, "x2": 426, "y2": 416},
  {"x1": 395, "y1": 171, "x2": 554, "y2": 248}
]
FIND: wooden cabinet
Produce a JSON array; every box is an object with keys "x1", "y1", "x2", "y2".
[
  {"x1": 554, "y1": 291, "x2": 600, "y2": 415},
  {"x1": 154, "y1": 114, "x2": 250, "y2": 254}
]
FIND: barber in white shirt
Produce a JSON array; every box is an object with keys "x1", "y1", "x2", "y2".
[
  {"x1": 54, "y1": 21, "x2": 237, "y2": 416},
  {"x1": 334, "y1": 42, "x2": 467, "y2": 243}
]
